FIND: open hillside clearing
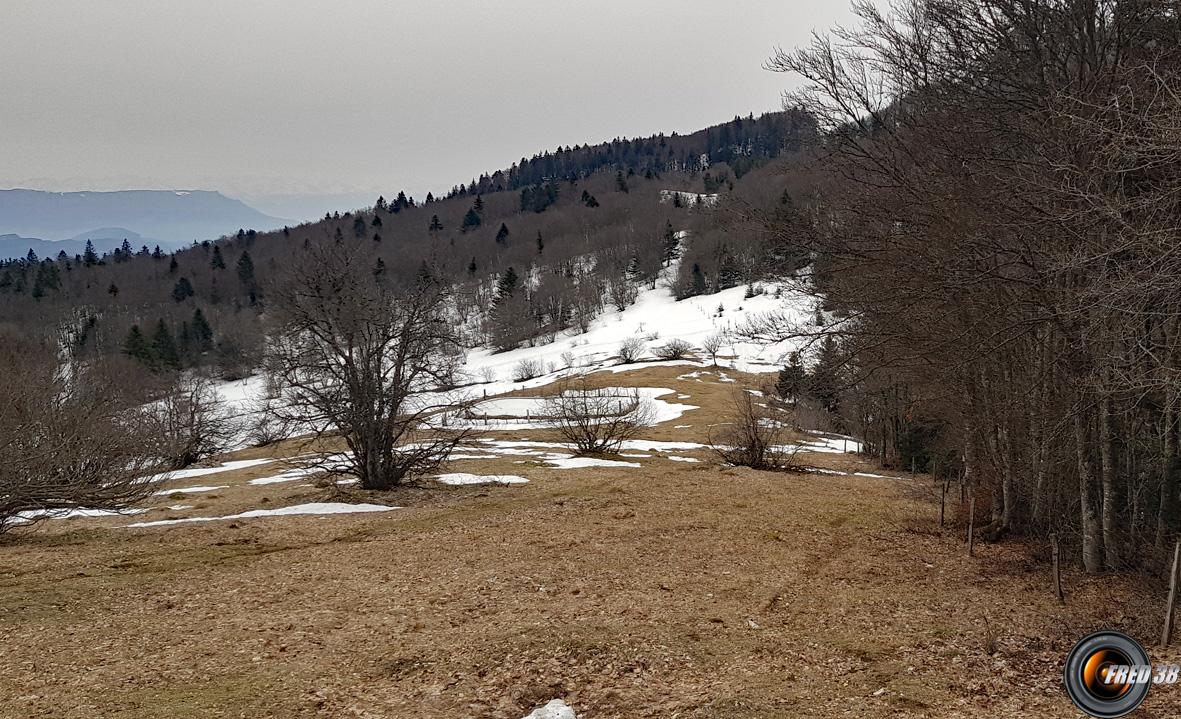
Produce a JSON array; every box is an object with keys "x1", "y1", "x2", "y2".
[{"x1": 1, "y1": 365, "x2": 1176, "y2": 718}]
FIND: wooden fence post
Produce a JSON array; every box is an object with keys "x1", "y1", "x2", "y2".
[{"x1": 1163, "y1": 539, "x2": 1181, "y2": 649}]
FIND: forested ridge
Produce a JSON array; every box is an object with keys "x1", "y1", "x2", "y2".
[{"x1": 0, "y1": 110, "x2": 815, "y2": 377}]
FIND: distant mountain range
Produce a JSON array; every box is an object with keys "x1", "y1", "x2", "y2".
[{"x1": 0, "y1": 189, "x2": 287, "y2": 260}]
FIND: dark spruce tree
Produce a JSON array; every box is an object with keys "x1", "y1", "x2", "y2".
[
  {"x1": 495, "y1": 223, "x2": 510, "y2": 246},
  {"x1": 172, "y1": 277, "x2": 194, "y2": 302},
  {"x1": 461, "y1": 207, "x2": 482, "y2": 232},
  {"x1": 191, "y1": 308, "x2": 214, "y2": 354},
  {"x1": 210, "y1": 245, "x2": 226, "y2": 270},
  {"x1": 236, "y1": 250, "x2": 255, "y2": 288},
  {"x1": 82, "y1": 240, "x2": 99, "y2": 267},
  {"x1": 123, "y1": 325, "x2": 154, "y2": 366},
  {"x1": 151, "y1": 319, "x2": 181, "y2": 371}
]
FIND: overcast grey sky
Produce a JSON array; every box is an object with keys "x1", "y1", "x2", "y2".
[{"x1": 1, "y1": 1, "x2": 858, "y2": 208}]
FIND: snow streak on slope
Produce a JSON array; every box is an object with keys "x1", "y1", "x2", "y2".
[{"x1": 458, "y1": 281, "x2": 808, "y2": 392}]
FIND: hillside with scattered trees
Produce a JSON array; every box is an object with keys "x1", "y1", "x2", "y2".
[{"x1": 0, "y1": 111, "x2": 816, "y2": 381}]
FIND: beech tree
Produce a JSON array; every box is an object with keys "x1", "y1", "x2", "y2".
[{"x1": 264, "y1": 239, "x2": 472, "y2": 489}]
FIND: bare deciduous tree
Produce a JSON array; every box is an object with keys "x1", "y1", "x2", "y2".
[
  {"x1": 264, "y1": 240, "x2": 473, "y2": 490},
  {"x1": 543, "y1": 380, "x2": 655, "y2": 454},
  {"x1": 701, "y1": 331, "x2": 728, "y2": 366}
]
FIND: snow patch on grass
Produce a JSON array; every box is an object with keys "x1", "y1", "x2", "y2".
[
  {"x1": 153, "y1": 485, "x2": 226, "y2": 495},
  {"x1": 546, "y1": 456, "x2": 640, "y2": 469},
  {"x1": 125, "y1": 502, "x2": 398, "y2": 528},
  {"x1": 433, "y1": 473, "x2": 528, "y2": 486},
  {"x1": 521, "y1": 699, "x2": 577, "y2": 719}
]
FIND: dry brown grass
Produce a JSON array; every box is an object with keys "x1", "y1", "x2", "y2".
[{"x1": 1, "y1": 365, "x2": 1176, "y2": 718}]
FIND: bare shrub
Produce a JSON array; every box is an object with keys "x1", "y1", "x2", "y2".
[
  {"x1": 512, "y1": 358, "x2": 546, "y2": 382},
  {"x1": 618, "y1": 336, "x2": 646, "y2": 364},
  {"x1": 701, "y1": 332, "x2": 728, "y2": 366},
  {"x1": 143, "y1": 374, "x2": 240, "y2": 469},
  {"x1": 543, "y1": 380, "x2": 655, "y2": 454},
  {"x1": 246, "y1": 394, "x2": 295, "y2": 447},
  {"x1": 607, "y1": 278, "x2": 639, "y2": 311},
  {"x1": 653, "y1": 338, "x2": 694, "y2": 360},
  {"x1": 0, "y1": 333, "x2": 160, "y2": 535},
  {"x1": 708, "y1": 389, "x2": 800, "y2": 470}
]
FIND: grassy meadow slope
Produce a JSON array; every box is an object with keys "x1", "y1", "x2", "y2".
[{"x1": 2, "y1": 364, "x2": 1176, "y2": 718}]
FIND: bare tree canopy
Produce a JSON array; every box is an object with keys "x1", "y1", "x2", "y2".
[
  {"x1": 759, "y1": 0, "x2": 1181, "y2": 574},
  {"x1": 0, "y1": 330, "x2": 160, "y2": 534},
  {"x1": 263, "y1": 239, "x2": 472, "y2": 490}
]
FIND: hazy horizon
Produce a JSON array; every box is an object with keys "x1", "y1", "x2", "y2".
[{"x1": 2, "y1": 0, "x2": 860, "y2": 213}]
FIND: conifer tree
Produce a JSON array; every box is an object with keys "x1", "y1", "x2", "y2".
[
  {"x1": 662, "y1": 221, "x2": 680, "y2": 264},
  {"x1": 461, "y1": 207, "x2": 482, "y2": 232},
  {"x1": 776, "y1": 352, "x2": 807, "y2": 402},
  {"x1": 191, "y1": 308, "x2": 214, "y2": 354},
  {"x1": 108, "y1": 283, "x2": 119, "y2": 297},
  {"x1": 123, "y1": 324, "x2": 154, "y2": 366},
  {"x1": 210, "y1": 245, "x2": 226, "y2": 270},
  {"x1": 536, "y1": 231, "x2": 544, "y2": 255},
  {"x1": 467, "y1": 257, "x2": 477, "y2": 276},
  {"x1": 429, "y1": 215, "x2": 443, "y2": 234},
  {"x1": 690, "y1": 263, "x2": 707, "y2": 296},
  {"x1": 236, "y1": 250, "x2": 255, "y2": 287},
  {"x1": 495, "y1": 223, "x2": 510, "y2": 246},
  {"x1": 151, "y1": 319, "x2": 181, "y2": 371},
  {"x1": 82, "y1": 240, "x2": 99, "y2": 267},
  {"x1": 172, "y1": 277, "x2": 194, "y2": 302},
  {"x1": 496, "y1": 266, "x2": 519, "y2": 303},
  {"x1": 168, "y1": 256, "x2": 178, "y2": 273}
]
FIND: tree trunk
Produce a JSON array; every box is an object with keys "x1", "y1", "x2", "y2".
[
  {"x1": 1075, "y1": 409, "x2": 1104, "y2": 573},
  {"x1": 1099, "y1": 390, "x2": 1119, "y2": 570}
]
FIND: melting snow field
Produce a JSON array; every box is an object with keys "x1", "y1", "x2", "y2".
[
  {"x1": 125, "y1": 502, "x2": 399, "y2": 528},
  {"x1": 458, "y1": 281, "x2": 803, "y2": 394},
  {"x1": 433, "y1": 473, "x2": 528, "y2": 485}
]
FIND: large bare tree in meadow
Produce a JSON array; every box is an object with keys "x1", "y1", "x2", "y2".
[{"x1": 264, "y1": 240, "x2": 472, "y2": 490}]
